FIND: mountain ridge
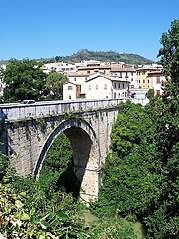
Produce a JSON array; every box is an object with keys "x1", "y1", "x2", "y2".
[
  {"x1": 51, "y1": 49, "x2": 154, "y2": 65},
  {"x1": 0, "y1": 49, "x2": 155, "y2": 66}
]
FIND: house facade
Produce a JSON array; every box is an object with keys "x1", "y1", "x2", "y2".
[
  {"x1": 136, "y1": 63, "x2": 163, "y2": 89},
  {"x1": 83, "y1": 74, "x2": 129, "y2": 100},
  {"x1": 63, "y1": 74, "x2": 129, "y2": 100},
  {"x1": 43, "y1": 62, "x2": 76, "y2": 74},
  {"x1": 147, "y1": 71, "x2": 166, "y2": 95},
  {"x1": 63, "y1": 82, "x2": 81, "y2": 100},
  {"x1": 110, "y1": 67, "x2": 137, "y2": 89},
  {"x1": 67, "y1": 73, "x2": 88, "y2": 98}
]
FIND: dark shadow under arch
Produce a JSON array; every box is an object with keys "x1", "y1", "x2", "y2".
[{"x1": 34, "y1": 118, "x2": 97, "y2": 181}]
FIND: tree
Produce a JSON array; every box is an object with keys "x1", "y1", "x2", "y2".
[
  {"x1": 146, "y1": 88, "x2": 154, "y2": 100},
  {"x1": 1, "y1": 59, "x2": 47, "y2": 102},
  {"x1": 92, "y1": 20, "x2": 179, "y2": 239},
  {"x1": 45, "y1": 71, "x2": 68, "y2": 100},
  {"x1": 144, "y1": 19, "x2": 179, "y2": 239},
  {"x1": 92, "y1": 102, "x2": 159, "y2": 220}
]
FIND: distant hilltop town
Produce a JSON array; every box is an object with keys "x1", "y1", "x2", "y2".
[
  {"x1": 43, "y1": 59, "x2": 164, "y2": 105},
  {"x1": 0, "y1": 50, "x2": 164, "y2": 105}
]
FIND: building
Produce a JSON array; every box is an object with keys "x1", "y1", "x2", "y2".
[
  {"x1": 136, "y1": 63, "x2": 163, "y2": 89},
  {"x1": 43, "y1": 62, "x2": 76, "y2": 74},
  {"x1": 85, "y1": 74, "x2": 129, "y2": 100},
  {"x1": 63, "y1": 73, "x2": 129, "y2": 100},
  {"x1": 63, "y1": 82, "x2": 81, "y2": 100},
  {"x1": 67, "y1": 73, "x2": 88, "y2": 98},
  {"x1": 147, "y1": 71, "x2": 166, "y2": 95},
  {"x1": 76, "y1": 65, "x2": 111, "y2": 75},
  {"x1": 110, "y1": 67, "x2": 137, "y2": 89}
]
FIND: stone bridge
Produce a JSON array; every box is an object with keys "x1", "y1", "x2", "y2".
[{"x1": 0, "y1": 99, "x2": 123, "y2": 201}]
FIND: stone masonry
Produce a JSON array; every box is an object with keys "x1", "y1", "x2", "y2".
[{"x1": 0, "y1": 100, "x2": 120, "y2": 201}]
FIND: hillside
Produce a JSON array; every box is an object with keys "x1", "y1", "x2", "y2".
[{"x1": 46, "y1": 49, "x2": 154, "y2": 65}]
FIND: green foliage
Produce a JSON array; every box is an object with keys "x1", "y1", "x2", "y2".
[
  {"x1": 0, "y1": 152, "x2": 10, "y2": 181},
  {"x1": 43, "y1": 49, "x2": 153, "y2": 65},
  {"x1": 1, "y1": 59, "x2": 47, "y2": 102},
  {"x1": 92, "y1": 20, "x2": 179, "y2": 239},
  {"x1": 144, "y1": 19, "x2": 179, "y2": 239},
  {"x1": 0, "y1": 177, "x2": 88, "y2": 238},
  {"x1": 92, "y1": 101, "x2": 158, "y2": 217},
  {"x1": 88, "y1": 217, "x2": 138, "y2": 239},
  {"x1": 0, "y1": 133, "x2": 137, "y2": 238},
  {"x1": 38, "y1": 132, "x2": 80, "y2": 198},
  {"x1": 146, "y1": 88, "x2": 154, "y2": 100},
  {"x1": 37, "y1": 118, "x2": 47, "y2": 134},
  {"x1": 45, "y1": 70, "x2": 68, "y2": 99}
]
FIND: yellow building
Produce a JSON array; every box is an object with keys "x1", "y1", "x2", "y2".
[{"x1": 136, "y1": 64, "x2": 163, "y2": 89}]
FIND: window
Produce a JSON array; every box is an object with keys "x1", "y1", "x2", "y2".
[
  {"x1": 131, "y1": 78, "x2": 133, "y2": 81},
  {"x1": 131, "y1": 72, "x2": 133, "y2": 76},
  {"x1": 118, "y1": 93, "x2": 120, "y2": 98},
  {"x1": 156, "y1": 76, "x2": 160, "y2": 83},
  {"x1": 104, "y1": 84, "x2": 107, "y2": 89},
  {"x1": 87, "y1": 70, "x2": 90, "y2": 74},
  {"x1": 96, "y1": 84, "x2": 98, "y2": 90},
  {"x1": 119, "y1": 72, "x2": 122, "y2": 78},
  {"x1": 118, "y1": 83, "x2": 121, "y2": 88},
  {"x1": 156, "y1": 90, "x2": 160, "y2": 95},
  {"x1": 74, "y1": 77, "x2": 76, "y2": 81},
  {"x1": 142, "y1": 72, "x2": 145, "y2": 75},
  {"x1": 148, "y1": 79, "x2": 150, "y2": 83},
  {"x1": 122, "y1": 83, "x2": 125, "y2": 88},
  {"x1": 69, "y1": 95, "x2": 71, "y2": 99},
  {"x1": 138, "y1": 80, "x2": 140, "y2": 83},
  {"x1": 114, "y1": 92, "x2": 116, "y2": 99},
  {"x1": 114, "y1": 83, "x2": 116, "y2": 88},
  {"x1": 143, "y1": 79, "x2": 145, "y2": 83},
  {"x1": 68, "y1": 86, "x2": 73, "y2": 90}
]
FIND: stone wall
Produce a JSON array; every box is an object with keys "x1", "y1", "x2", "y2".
[{"x1": 0, "y1": 107, "x2": 119, "y2": 201}]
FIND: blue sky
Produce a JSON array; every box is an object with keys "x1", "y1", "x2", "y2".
[{"x1": 0, "y1": 0, "x2": 178, "y2": 61}]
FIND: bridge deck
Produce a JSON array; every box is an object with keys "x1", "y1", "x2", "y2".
[{"x1": 0, "y1": 99, "x2": 125, "y2": 121}]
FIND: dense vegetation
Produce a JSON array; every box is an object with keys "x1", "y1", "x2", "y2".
[
  {"x1": 92, "y1": 19, "x2": 179, "y2": 238},
  {"x1": 0, "y1": 20, "x2": 178, "y2": 238},
  {"x1": 0, "y1": 134, "x2": 137, "y2": 238},
  {"x1": 0, "y1": 60, "x2": 68, "y2": 103},
  {"x1": 47, "y1": 49, "x2": 153, "y2": 65}
]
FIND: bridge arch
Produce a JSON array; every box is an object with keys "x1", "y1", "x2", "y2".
[{"x1": 34, "y1": 118, "x2": 101, "y2": 201}]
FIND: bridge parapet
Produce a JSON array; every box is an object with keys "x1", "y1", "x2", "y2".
[{"x1": 0, "y1": 99, "x2": 125, "y2": 121}]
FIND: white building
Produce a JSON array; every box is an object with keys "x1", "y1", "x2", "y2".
[
  {"x1": 63, "y1": 82, "x2": 81, "y2": 100},
  {"x1": 147, "y1": 71, "x2": 166, "y2": 95},
  {"x1": 67, "y1": 73, "x2": 88, "y2": 98},
  {"x1": 110, "y1": 67, "x2": 137, "y2": 89},
  {"x1": 63, "y1": 73, "x2": 129, "y2": 100},
  {"x1": 43, "y1": 62, "x2": 76, "y2": 74},
  {"x1": 86, "y1": 74, "x2": 129, "y2": 100}
]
